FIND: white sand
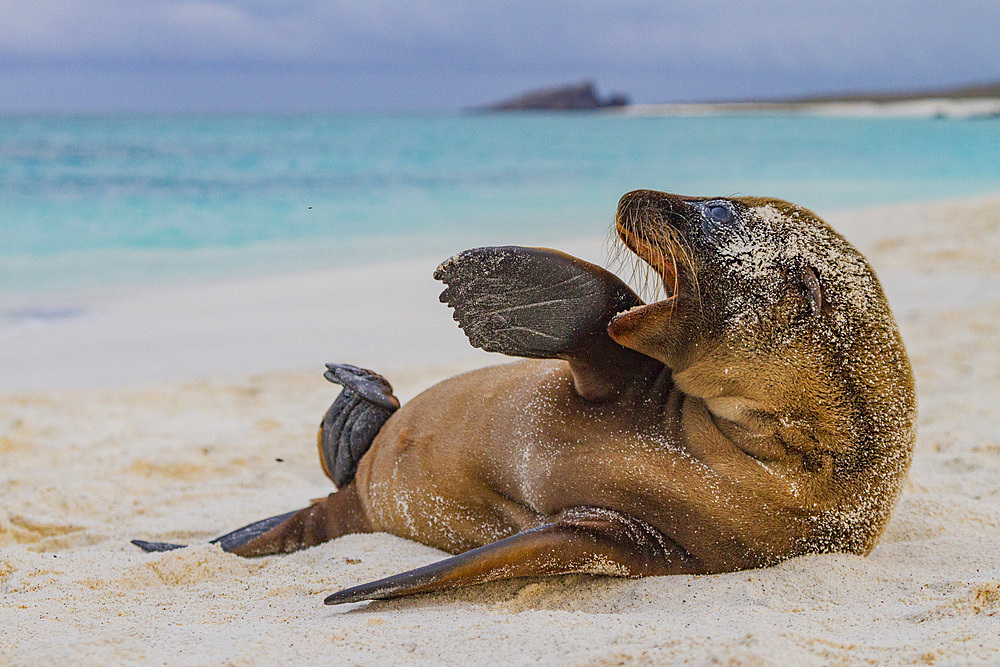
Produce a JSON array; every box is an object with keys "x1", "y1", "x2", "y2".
[
  {"x1": 2, "y1": 198, "x2": 1000, "y2": 664},
  {"x1": 626, "y1": 98, "x2": 1000, "y2": 119}
]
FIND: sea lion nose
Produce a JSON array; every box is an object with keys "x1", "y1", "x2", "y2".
[{"x1": 616, "y1": 190, "x2": 686, "y2": 224}]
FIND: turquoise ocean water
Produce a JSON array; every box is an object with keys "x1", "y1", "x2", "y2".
[{"x1": 2, "y1": 113, "x2": 1000, "y2": 300}]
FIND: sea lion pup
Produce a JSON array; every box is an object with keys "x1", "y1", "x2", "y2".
[{"x1": 133, "y1": 190, "x2": 916, "y2": 605}]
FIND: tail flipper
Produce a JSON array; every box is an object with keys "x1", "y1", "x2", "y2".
[
  {"x1": 131, "y1": 539, "x2": 185, "y2": 552},
  {"x1": 323, "y1": 506, "x2": 695, "y2": 605},
  {"x1": 131, "y1": 364, "x2": 390, "y2": 557},
  {"x1": 319, "y1": 364, "x2": 399, "y2": 488}
]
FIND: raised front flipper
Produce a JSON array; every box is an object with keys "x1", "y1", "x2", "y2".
[
  {"x1": 323, "y1": 506, "x2": 695, "y2": 605},
  {"x1": 434, "y1": 246, "x2": 655, "y2": 401}
]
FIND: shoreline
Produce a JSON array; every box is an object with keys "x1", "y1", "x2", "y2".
[
  {"x1": 4, "y1": 193, "x2": 1000, "y2": 393},
  {"x1": 0, "y1": 234, "x2": 611, "y2": 393}
]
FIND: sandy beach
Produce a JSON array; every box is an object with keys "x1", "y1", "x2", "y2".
[
  {"x1": 2, "y1": 197, "x2": 1000, "y2": 664},
  {"x1": 625, "y1": 97, "x2": 1000, "y2": 119}
]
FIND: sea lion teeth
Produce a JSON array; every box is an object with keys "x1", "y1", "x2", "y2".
[
  {"x1": 611, "y1": 299, "x2": 674, "y2": 324},
  {"x1": 133, "y1": 189, "x2": 915, "y2": 608}
]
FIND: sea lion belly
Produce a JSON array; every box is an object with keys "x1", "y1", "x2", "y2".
[{"x1": 353, "y1": 358, "x2": 679, "y2": 553}]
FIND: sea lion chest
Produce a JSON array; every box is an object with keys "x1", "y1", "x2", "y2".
[{"x1": 476, "y1": 360, "x2": 683, "y2": 513}]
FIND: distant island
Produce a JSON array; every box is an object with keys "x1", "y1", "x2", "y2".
[
  {"x1": 483, "y1": 81, "x2": 628, "y2": 111},
  {"x1": 480, "y1": 78, "x2": 1000, "y2": 119}
]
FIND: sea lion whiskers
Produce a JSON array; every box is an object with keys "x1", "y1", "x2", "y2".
[
  {"x1": 630, "y1": 206, "x2": 689, "y2": 300},
  {"x1": 641, "y1": 208, "x2": 701, "y2": 310},
  {"x1": 606, "y1": 232, "x2": 661, "y2": 304},
  {"x1": 611, "y1": 202, "x2": 700, "y2": 312},
  {"x1": 608, "y1": 206, "x2": 660, "y2": 301}
]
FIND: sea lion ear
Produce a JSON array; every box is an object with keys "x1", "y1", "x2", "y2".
[{"x1": 801, "y1": 265, "x2": 823, "y2": 317}]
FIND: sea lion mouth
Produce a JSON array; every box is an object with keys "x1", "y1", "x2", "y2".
[
  {"x1": 612, "y1": 234, "x2": 679, "y2": 328},
  {"x1": 614, "y1": 190, "x2": 689, "y2": 303},
  {"x1": 610, "y1": 219, "x2": 682, "y2": 332},
  {"x1": 616, "y1": 226, "x2": 680, "y2": 300}
]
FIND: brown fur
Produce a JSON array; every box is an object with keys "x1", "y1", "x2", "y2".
[{"x1": 241, "y1": 190, "x2": 917, "y2": 581}]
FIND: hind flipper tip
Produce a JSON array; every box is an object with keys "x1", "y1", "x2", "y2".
[
  {"x1": 323, "y1": 590, "x2": 361, "y2": 605},
  {"x1": 323, "y1": 584, "x2": 392, "y2": 606},
  {"x1": 131, "y1": 539, "x2": 186, "y2": 552},
  {"x1": 322, "y1": 364, "x2": 399, "y2": 410}
]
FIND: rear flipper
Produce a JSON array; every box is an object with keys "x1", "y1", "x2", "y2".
[
  {"x1": 323, "y1": 506, "x2": 696, "y2": 605},
  {"x1": 319, "y1": 364, "x2": 399, "y2": 488},
  {"x1": 131, "y1": 510, "x2": 298, "y2": 553},
  {"x1": 132, "y1": 481, "x2": 370, "y2": 557},
  {"x1": 435, "y1": 247, "x2": 656, "y2": 401},
  {"x1": 131, "y1": 364, "x2": 391, "y2": 557}
]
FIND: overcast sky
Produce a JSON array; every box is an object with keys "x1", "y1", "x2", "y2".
[{"x1": 1, "y1": 0, "x2": 999, "y2": 112}]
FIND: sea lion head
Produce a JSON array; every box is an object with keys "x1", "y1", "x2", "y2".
[
  {"x1": 610, "y1": 189, "x2": 916, "y2": 551},
  {"x1": 610, "y1": 190, "x2": 876, "y2": 371}
]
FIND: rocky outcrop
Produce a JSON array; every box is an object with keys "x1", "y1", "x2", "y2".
[{"x1": 484, "y1": 81, "x2": 628, "y2": 111}]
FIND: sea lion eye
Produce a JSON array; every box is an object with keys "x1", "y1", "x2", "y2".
[
  {"x1": 707, "y1": 205, "x2": 733, "y2": 224},
  {"x1": 699, "y1": 202, "x2": 737, "y2": 237}
]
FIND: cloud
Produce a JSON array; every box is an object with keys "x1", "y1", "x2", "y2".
[
  {"x1": 0, "y1": 0, "x2": 998, "y2": 110},
  {"x1": 1, "y1": 0, "x2": 997, "y2": 74},
  {"x1": 0, "y1": 0, "x2": 319, "y2": 63}
]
